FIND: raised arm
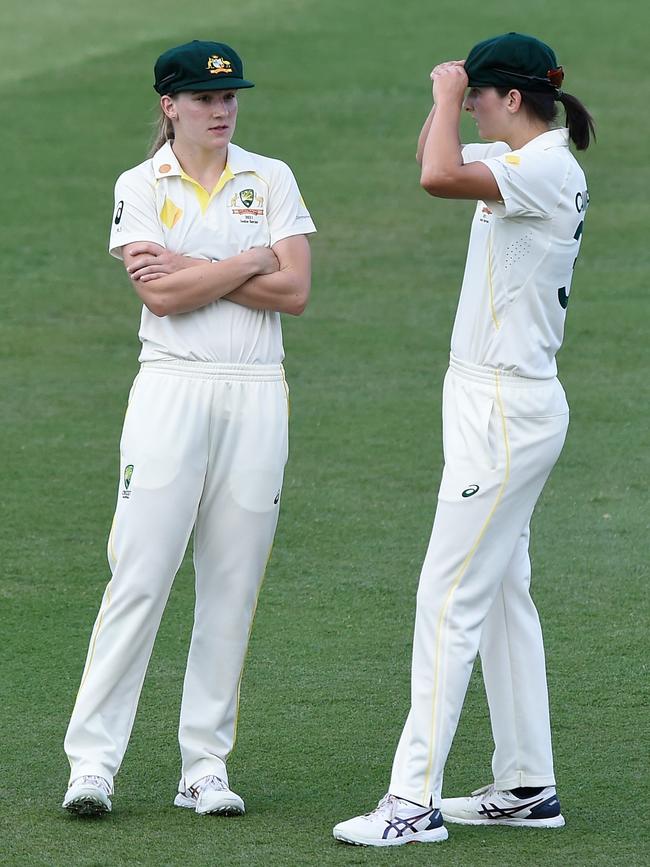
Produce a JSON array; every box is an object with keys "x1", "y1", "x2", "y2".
[
  {"x1": 420, "y1": 62, "x2": 501, "y2": 201},
  {"x1": 225, "y1": 234, "x2": 312, "y2": 316},
  {"x1": 416, "y1": 105, "x2": 436, "y2": 165},
  {"x1": 122, "y1": 242, "x2": 279, "y2": 317}
]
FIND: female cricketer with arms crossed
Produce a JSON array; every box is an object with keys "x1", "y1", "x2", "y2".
[
  {"x1": 62, "y1": 39, "x2": 315, "y2": 817},
  {"x1": 334, "y1": 32, "x2": 594, "y2": 847}
]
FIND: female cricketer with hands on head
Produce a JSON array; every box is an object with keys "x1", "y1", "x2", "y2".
[
  {"x1": 62, "y1": 39, "x2": 316, "y2": 817},
  {"x1": 334, "y1": 32, "x2": 594, "y2": 847}
]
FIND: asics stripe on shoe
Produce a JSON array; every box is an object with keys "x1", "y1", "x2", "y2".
[
  {"x1": 333, "y1": 794, "x2": 448, "y2": 847},
  {"x1": 441, "y1": 784, "x2": 565, "y2": 828},
  {"x1": 174, "y1": 775, "x2": 245, "y2": 816}
]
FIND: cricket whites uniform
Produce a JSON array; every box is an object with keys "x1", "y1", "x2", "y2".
[
  {"x1": 389, "y1": 128, "x2": 588, "y2": 805},
  {"x1": 64, "y1": 141, "x2": 316, "y2": 793}
]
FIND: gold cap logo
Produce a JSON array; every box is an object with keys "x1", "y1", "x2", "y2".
[{"x1": 207, "y1": 55, "x2": 233, "y2": 76}]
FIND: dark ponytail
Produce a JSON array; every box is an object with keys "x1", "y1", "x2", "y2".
[
  {"x1": 556, "y1": 91, "x2": 596, "y2": 151},
  {"x1": 496, "y1": 87, "x2": 596, "y2": 151}
]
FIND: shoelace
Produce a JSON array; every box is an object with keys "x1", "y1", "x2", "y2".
[
  {"x1": 364, "y1": 794, "x2": 397, "y2": 819},
  {"x1": 187, "y1": 774, "x2": 230, "y2": 798},
  {"x1": 200, "y1": 775, "x2": 229, "y2": 792},
  {"x1": 78, "y1": 775, "x2": 111, "y2": 794},
  {"x1": 471, "y1": 783, "x2": 497, "y2": 798}
]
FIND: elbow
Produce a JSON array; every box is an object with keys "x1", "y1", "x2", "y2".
[
  {"x1": 285, "y1": 284, "x2": 310, "y2": 316},
  {"x1": 141, "y1": 293, "x2": 177, "y2": 318},
  {"x1": 136, "y1": 282, "x2": 186, "y2": 318},
  {"x1": 420, "y1": 170, "x2": 455, "y2": 198},
  {"x1": 143, "y1": 298, "x2": 170, "y2": 317},
  {"x1": 134, "y1": 280, "x2": 172, "y2": 317}
]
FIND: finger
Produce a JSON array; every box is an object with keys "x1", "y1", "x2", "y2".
[
  {"x1": 128, "y1": 242, "x2": 162, "y2": 256},
  {"x1": 127, "y1": 257, "x2": 159, "y2": 274},
  {"x1": 129, "y1": 264, "x2": 161, "y2": 279},
  {"x1": 138, "y1": 273, "x2": 165, "y2": 283}
]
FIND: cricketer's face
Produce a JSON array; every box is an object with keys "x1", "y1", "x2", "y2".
[
  {"x1": 165, "y1": 90, "x2": 238, "y2": 151},
  {"x1": 464, "y1": 86, "x2": 510, "y2": 142}
]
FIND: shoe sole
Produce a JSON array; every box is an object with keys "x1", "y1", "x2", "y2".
[
  {"x1": 174, "y1": 795, "x2": 245, "y2": 816},
  {"x1": 442, "y1": 814, "x2": 565, "y2": 829},
  {"x1": 63, "y1": 796, "x2": 111, "y2": 817},
  {"x1": 197, "y1": 804, "x2": 245, "y2": 816},
  {"x1": 333, "y1": 828, "x2": 448, "y2": 847}
]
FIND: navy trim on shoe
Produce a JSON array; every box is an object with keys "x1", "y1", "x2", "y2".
[{"x1": 528, "y1": 794, "x2": 562, "y2": 819}]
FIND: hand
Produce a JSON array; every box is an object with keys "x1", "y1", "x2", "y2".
[
  {"x1": 430, "y1": 59, "x2": 466, "y2": 77},
  {"x1": 127, "y1": 243, "x2": 202, "y2": 282},
  {"x1": 430, "y1": 60, "x2": 468, "y2": 105},
  {"x1": 247, "y1": 246, "x2": 280, "y2": 276}
]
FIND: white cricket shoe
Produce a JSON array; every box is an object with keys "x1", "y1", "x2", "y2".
[
  {"x1": 441, "y1": 784, "x2": 565, "y2": 828},
  {"x1": 62, "y1": 775, "x2": 112, "y2": 816},
  {"x1": 174, "y1": 775, "x2": 245, "y2": 816},
  {"x1": 333, "y1": 794, "x2": 448, "y2": 847}
]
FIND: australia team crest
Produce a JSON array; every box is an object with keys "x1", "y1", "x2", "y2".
[{"x1": 230, "y1": 188, "x2": 265, "y2": 224}]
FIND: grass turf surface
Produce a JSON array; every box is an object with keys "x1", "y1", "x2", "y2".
[{"x1": 1, "y1": 0, "x2": 647, "y2": 864}]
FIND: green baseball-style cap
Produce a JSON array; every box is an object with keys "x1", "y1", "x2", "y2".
[
  {"x1": 153, "y1": 40, "x2": 254, "y2": 95},
  {"x1": 465, "y1": 32, "x2": 564, "y2": 93}
]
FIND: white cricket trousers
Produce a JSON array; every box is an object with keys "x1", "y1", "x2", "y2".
[
  {"x1": 389, "y1": 354, "x2": 569, "y2": 807},
  {"x1": 64, "y1": 360, "x2": 289, "y2": 791}
]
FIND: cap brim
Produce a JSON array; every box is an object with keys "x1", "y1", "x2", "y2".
[{"x1": 170, "y1": 78, "x2": 254, "y2": 92}]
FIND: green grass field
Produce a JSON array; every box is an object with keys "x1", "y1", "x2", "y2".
[{"x1": 1, "y1": 0, "x2": 647, "y2": 864}]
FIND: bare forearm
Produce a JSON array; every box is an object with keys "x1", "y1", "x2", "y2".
[
  {"x1": 225, "y1": 235, "x2": 312, "y2": 315},
  {"x1": 135, "y1": 251, "x2": 264, "y2": 316},
  {"x1": 420, "y1": 100, "x2": 463, "y2": 195},
  {"x1": 416, "y1": 105, "x2": 436, "y2": 165},
  {"x1": 226, "y1": 269, "x2": 310, "y2": 316}
]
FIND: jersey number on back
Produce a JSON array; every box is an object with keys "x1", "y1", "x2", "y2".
[{"x1": 558, "y1": 189, "x2": 588, "y2": 309}]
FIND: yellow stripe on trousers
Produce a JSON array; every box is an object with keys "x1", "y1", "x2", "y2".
[
  {"x1": 77, "y1": 583, "x2": 113, "y2": 697},
  {"x1": 422, "y1": 371, "x2": 511, "y2": 802},
  {"x1": 74, "y1": 515, "x2": 118, "y2": 700},
  {"x1": 228, "y1": 541, "x2": 275, "y2": 758}
]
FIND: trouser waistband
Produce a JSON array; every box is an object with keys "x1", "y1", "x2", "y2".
[
  {"x1": 449, "y1": 354, "x2": 555, "y2": 388},
  {"x1": 141, "y1": 359, "x2": 285, "y2": 382}
]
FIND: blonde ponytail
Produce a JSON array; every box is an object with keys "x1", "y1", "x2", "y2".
[{"x1": 148, "y1": 108, "x2": 174, "y2": 157}]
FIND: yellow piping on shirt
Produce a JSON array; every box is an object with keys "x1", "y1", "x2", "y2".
[
  {"x1": 422, "y1": 371, "x2": 511, "y2": 803},
  {"x1": 487, "y1": 233, "x2": 500, "y2": 330}
]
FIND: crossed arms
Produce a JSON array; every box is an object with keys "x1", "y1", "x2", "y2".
[{"x1": 122, "y1": 234, "x2": 311, "y2": 317}]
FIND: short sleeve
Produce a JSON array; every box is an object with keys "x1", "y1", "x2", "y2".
[
  {"x1": 266, "y1": 161, "x2": 316, "y2": 247},
  {"x1": 109, "y1": 169, "x2": 164, "y2": 259},
  {"x1": 461, "y1": 141, "x2": 510, "y2": 164},
  {"x1": 479, "y1": 150, "x2": 564, "y2": 219}
]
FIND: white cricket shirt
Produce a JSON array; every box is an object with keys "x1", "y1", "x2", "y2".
[
  {"x1": 109, "y1": 141, "x2": 316, "y2": 364},
  {"x1": 452, "y1": 128, "x2": 588, "y2": 378}
]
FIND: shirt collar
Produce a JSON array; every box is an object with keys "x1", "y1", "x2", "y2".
[
  {"x1": 519, "y1": 127, "x2": 570, "y2": 153},
  {"x1": 152, "y1": 141, "x2": 182, "y2": 179},
  {"x1": 152, "y1": 140, "x2": 257, "y2": 180}
]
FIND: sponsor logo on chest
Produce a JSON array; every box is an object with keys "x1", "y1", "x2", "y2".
[
  {"x1": 230, "y1": 188, "x2": 265, "y2": 223},
  {"x1": 479, "y1": 204, "x2": 493, "y2": 225}
]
